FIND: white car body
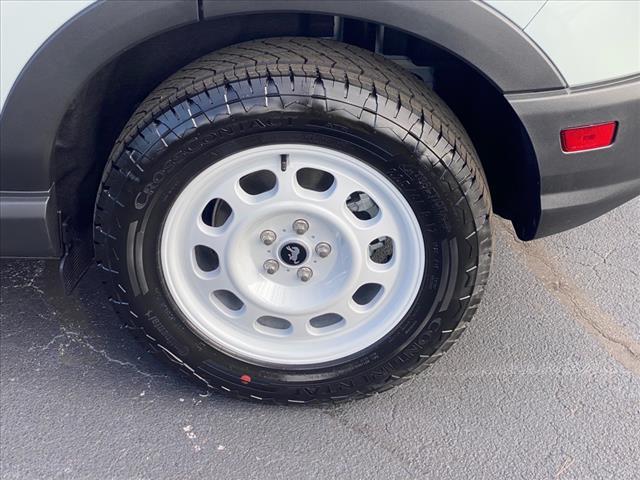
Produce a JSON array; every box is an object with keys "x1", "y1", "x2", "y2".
[
  {"x1": 1, "y1": 0, "x2": 639, "y2": 259},
  {"x1": 487, "y1": 0, "x2": 640, "y2": 86},
  {"x1": 2, "y1": 0, "x2": 639, "y2": 110}
]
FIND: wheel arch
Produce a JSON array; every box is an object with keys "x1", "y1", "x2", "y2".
[{"x1": 0, "y1": 0, "x2": 559, "y2": 258}]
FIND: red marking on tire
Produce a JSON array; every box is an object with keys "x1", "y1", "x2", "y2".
[{"x1": 240, "y1": 374, "x2": 251, "y2": 384}]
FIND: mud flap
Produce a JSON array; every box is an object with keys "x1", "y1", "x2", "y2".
[{"x1": 59, "y1": 218, "x2": 93, "y2": 294}]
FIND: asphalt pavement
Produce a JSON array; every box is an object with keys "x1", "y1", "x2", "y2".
[{"x1": 1, "y1": 199, "x2": 639, "y2": 479}]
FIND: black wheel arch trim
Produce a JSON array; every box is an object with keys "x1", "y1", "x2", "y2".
[
  {"x1": 201, "y1": 0, "x2": 566, "y2": 93},
  {"x1": 0, "y1": 0, "x2": 199, "y2": 192},
  {"x1": 0, "y1": 0, "x2": 565, "y2": 193},
  {"x1": 0, "y1": 0, "x2": 566, "y2": 258}
]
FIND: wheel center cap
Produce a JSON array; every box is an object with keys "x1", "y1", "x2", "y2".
[{"x1": 279, "y1": 242, "x2": 307, "y2": 266}]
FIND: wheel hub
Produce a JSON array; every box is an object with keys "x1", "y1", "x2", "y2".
[
  {"x1": 225, "y1": 205, "x2": 358, "y2": 314},
  {"x1": 279, "y1": 241, "x2": 308, "y2": 266}
]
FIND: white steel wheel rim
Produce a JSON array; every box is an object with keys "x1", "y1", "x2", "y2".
[{"x1": 161, "y1": 144, "x2": 425, "y2": 365}]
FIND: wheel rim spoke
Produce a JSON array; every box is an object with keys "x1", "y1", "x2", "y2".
[
  {"x1": 356, "y1": 261, "x2": 397, "y2": 288},
  {"x1": 191, "y1": 268, "x2": 231, "y2": 301},
  {"x1": 274, "y1": 164, "x2": 300, "y2": 199},
  {"x1": 191, "y1": 223, "x2": 228, "y2": 253},
  {"x1": 318, "y1": 174, "x2": 363, "y2": 214},
  {"x1": 210, "y1": 178, "x2": 254, "y2": 219},
  {"x1": 352, "y1": 214, "x2": 401, "y2": 252}
]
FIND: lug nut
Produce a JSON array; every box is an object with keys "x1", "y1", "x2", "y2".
[
  {"x1": 292, "y1": 219, "x2": 309, "y2": 235},
  {"x1": 297, "y1": 267, "x2": 313, "y2": 282},
  {"x1": 315, "y1": 242, "x2": 332, "y2": 258},
  {"x1": 263, "y1": 259, "x2": 280, "y2": 274},
  {"x1": 260, "y1": 230, "x2": 277, "y2": 245}
]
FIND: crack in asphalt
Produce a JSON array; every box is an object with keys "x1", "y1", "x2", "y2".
[
  {"x1": 552, "y1": 241, "x2": 640, "y2": 281},
  {"x1": 32, "y1": 327, "x2": 167, "y2": 379},
  {"x1": 2, "y1": 263, "x2": 45, "y2": 295},
  {"x1": 320, "y1": 405, "x2": 423, "y2": 478},
  {"x1": 499, "y1": 219, "x2": 640, "y2": 376}
]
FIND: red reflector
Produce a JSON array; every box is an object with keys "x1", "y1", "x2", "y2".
[{"x1": 561, "y1": 122, "x2": 617, "y2": 153}]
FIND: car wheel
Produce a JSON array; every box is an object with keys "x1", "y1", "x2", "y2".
[{"x1": 94, "y1": 37, "x2": 492, "y2": 403}]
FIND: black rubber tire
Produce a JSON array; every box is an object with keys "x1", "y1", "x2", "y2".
[{"x1": 94, "y1": 37, "x2": 492, "y2": 404}]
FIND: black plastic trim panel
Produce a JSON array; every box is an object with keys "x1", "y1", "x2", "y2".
[
  {"x1": 508, "y1": 75, "x2": 640, "y2": 238},
  {"x1": 0, "y1": 0, "x2": 564, "y2": 193},
  {"x1": 0, "y1": 0, "x2": 198, "y2": 191},
  {"x1": 202, "y1": 0, "x2": 566, "y2": 93},
  {"x1": 0, "y1": 188, "x2": 61, "y2": 258}
]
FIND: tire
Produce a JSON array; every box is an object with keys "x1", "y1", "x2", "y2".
[{"x1": 94, "y1": 37, "x2": 492, "y2": 404}]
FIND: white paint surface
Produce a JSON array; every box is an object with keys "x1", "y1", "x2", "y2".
[
  {"x1": 488, "y1": 0, "x2": 640, "y2": 86},
  {"x1": 0, "y1": 0, "x2": 94, "y2": 109},
  {"x1": 485, "y1": 0, "x2": 546, "y2": 28},
  {"x1": 525, "y1": 0, "x2": 640, "y2": 86},
  {"x1": 1, "y1": 0, "x2": 638, "y2": 109}
]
